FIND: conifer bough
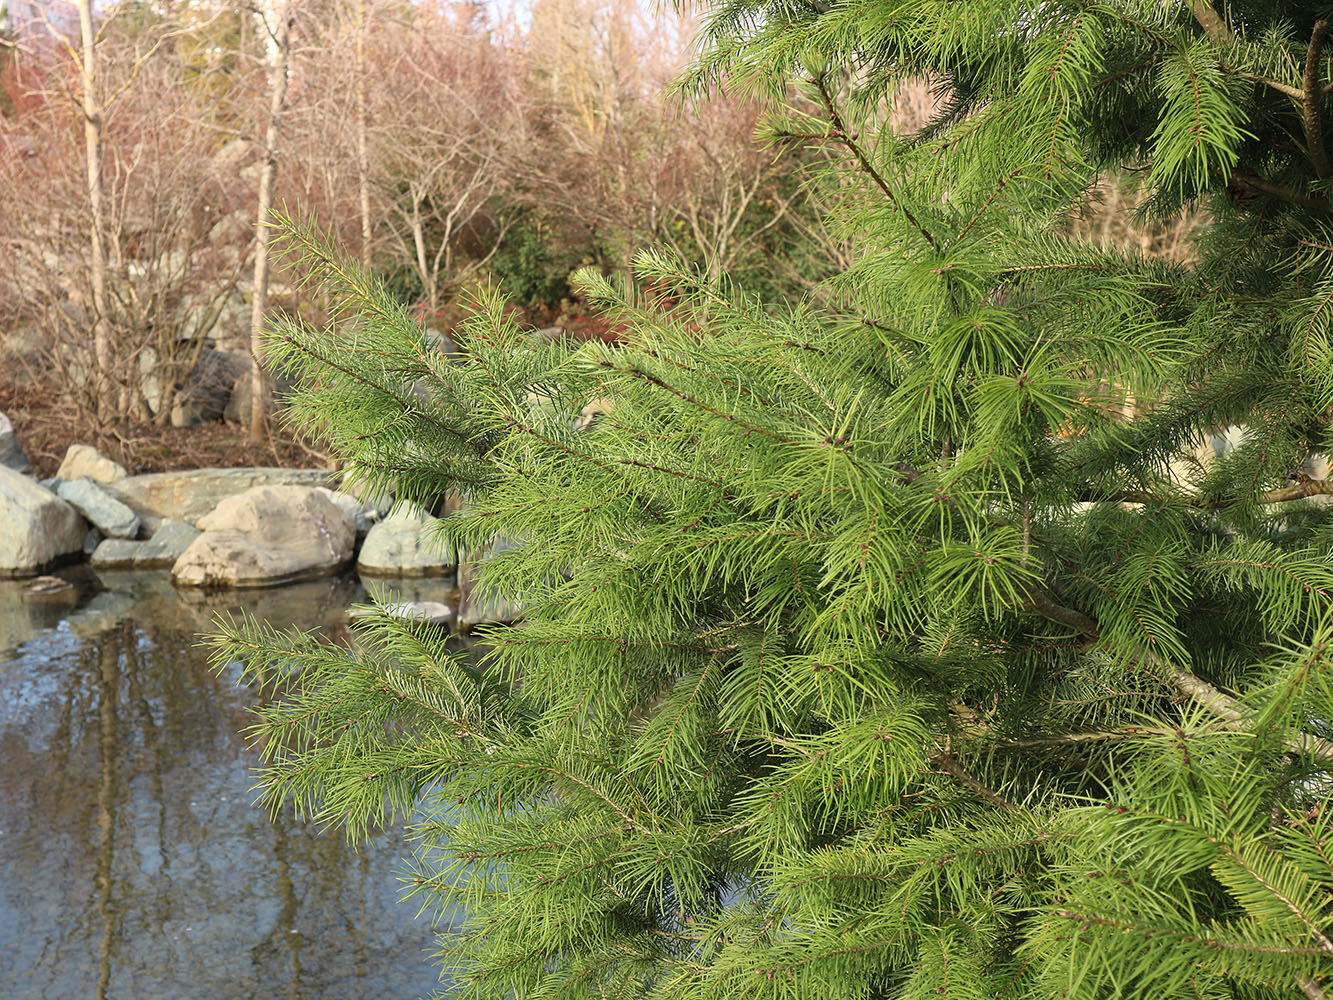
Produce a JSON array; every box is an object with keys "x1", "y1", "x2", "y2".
[{"x1": 210, "y1": 3, "x2": 1333, "y2": 997}]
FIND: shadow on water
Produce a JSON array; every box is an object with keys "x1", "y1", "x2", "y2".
[{"x1": 0, "y1": 569, "x2": 459, "y2": 1000}]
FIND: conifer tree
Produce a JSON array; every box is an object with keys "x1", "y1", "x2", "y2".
[{"x1": 211, "y1": 3, "x2": 1333, "y2": 997}]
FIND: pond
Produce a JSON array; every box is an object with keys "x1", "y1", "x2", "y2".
[{"x1": 0, "y1": 568, "x2": 459, "y2": 1000}]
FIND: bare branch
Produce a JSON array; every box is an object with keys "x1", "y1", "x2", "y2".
[
  {"x1": 1226, "y1": 171, "x2": 1332, "y2": 210},
  {"x1": 1189, "y1": 0, "x2": 1233, "y2": 45},
  {"x1": 1021, "y1": 587, "x2": 1333, "y2": 761},
  {"x1": 929, "y1": 751, "x2": 1017, "y2": 811},
  {"x1": 1305, "y1": 20, "x2": 1332, "y2": 179}
]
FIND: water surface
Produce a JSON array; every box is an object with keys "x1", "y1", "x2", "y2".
[{"x1": 0, "y1": 569, "x2": 459, "y2": 1000}]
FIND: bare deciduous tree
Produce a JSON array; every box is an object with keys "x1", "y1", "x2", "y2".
[{"x1": 247, "y1": 0, "x2": 294, "y2": 445}]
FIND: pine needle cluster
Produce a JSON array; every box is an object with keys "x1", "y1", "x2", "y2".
[{"x1": 209, "y1": 3, "x2": 1333, "y2": 997}]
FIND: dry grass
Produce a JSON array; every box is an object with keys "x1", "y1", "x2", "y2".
[{"x1": 0, "y1": 372, "x2": 336, "y2": 478}]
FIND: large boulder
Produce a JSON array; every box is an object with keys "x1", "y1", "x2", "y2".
[
  {"x1": 91, "y1": 519, "x2": 201, "y2": 570},
  {"x1": 55, "y1": 478, "x2": 140, "y2": 538},
  {"x1": 172, "y1": 348, "x2": 250, "y2": 427},
  {"x1": 357, "y1": 503, "x2": 454, "y2": 577},
  {"x1": 0, "y1": 412, "x2": 30, "y2": 474},
  {"x1": 103, "y1": 467, "x2": 332, "y2": 532},
  {"x1": 56, "y1": 444, "x2": 127, "y2": 484},
  {"x1": 171, "y1": 485, "x2": 355, "y2": 588},
  {"x1": 0, "y1": 468, "x2": 87, "y2": 577}
]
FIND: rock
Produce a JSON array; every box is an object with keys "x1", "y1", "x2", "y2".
[
  {"x1": 172, "y1": 348, "x2": 250, "y2": 427},
  {"x1": 338, "y1": 476, "x2": 395, "y2": 519},
  {"x1": 89, "y1": 538, "x2": 142, "y2": 570},
  {"x1": 56, "y1": 478, "x2": 141, "y2": 538},
  {"x1": 23, "y1": 575, "x2": 73, "y2": 595},
  {"x1": 0, "y1": 412, "x2": 30, "y2": 474},
  {"x1": 0, "y1": 468, "x2": 87, "y2": 578},
  {"x1": 138, "y1": 519, "x2": 202, "y2": 568},
  {"x1": 83, "y1": 527, "x2": 102, "y2": 556},
  {"x1": 224, "y1": 367, "x2": 297, "y2": 425},
  {"x1": 56, "y1": 444, "x2": 127, "y2": 484},
  {"x1": 317, "y1": 488, "x2": 381, "y2": 537},
  {"x1": 357, "y1": 503, "x2": 454, "y2": 577},
  {"x1": 90, "y1": 519, "x2": 201, "y2": 570},
  {"x1": 172, "y1": 485, "x2": 355, "y2": 588},
  {"x1": 457, "y1": 534, "x2": 524, "y2": 630},
  {"x1": 103, "y1": 467, "x2": 333, "y2": 531},
  {"x1": 349, "y1": 601, "x2": 453, "y2": 627}
]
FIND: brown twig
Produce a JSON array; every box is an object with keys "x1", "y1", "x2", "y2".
[
  {"x1": 1305, "y1": 20, "x2": 1332, "y2": 179},
  {"x1": 929, "y1": 750, "x2": 1017, "y2": 811},
  {"x1": 1298, "y1": 973, "x2": 1331, "y2": 1000},
  {"x1": 1227, "y1": 172, "x2": 1332, "y2": 210},
  {"x1": 810, "y1": 76, "x2": 941, "y2": 253}
]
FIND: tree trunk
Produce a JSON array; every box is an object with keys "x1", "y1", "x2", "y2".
[
  {"x1": 77, "y1": 0, "x2": 113, "y2": 427},
  {"x1": 355, "y1": 0, "x2": 373, "y2": 271},
  {"x1": 248, "y1": 0, "x2": 294, "y2": 445}
]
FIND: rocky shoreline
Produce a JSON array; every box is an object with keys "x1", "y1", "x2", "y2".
[{"x1": 0, "y1": 422, "x2": 515, "y2": 632}]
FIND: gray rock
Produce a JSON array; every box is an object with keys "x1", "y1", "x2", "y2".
[
  {"x1": 90, "y1": 519, "x2": 201, "y2": 570},
  {"x1": 0, "y1": 468, "x2": 87, "y2": 578},
  {"x1": 56, "y1": 444, "x2": 127, "y2": 484},
  {"x1": 0, "y1": 412, "x2": 30, "y2": 474},
  {"x1": 337, "y1": 476, "x2": 394, "y2": 519},
  {"x1": 89, "y1": 538, "x2": 142, "y2": 570},
  {"x1": 172, "y1": 348, "x2": 250, "y2": 427},
  {"x1": 357, "y1": 503, "x2": 454, "y2": 577},
  {"x1": 172, "y1": 485, "x2": 355, "y2": 588},
  {"x1": 349, "y1": 600, "x2": 453, "y2": 627},
  {"x1": 457, "y1": 534, "x2": 524, "y2": 630},
  {"x1": 56, "y1": 478, "x2": 140, "y2": 539},
  {"x1": 103, "y1": 467, "x2": 333, "y2": 530},
  {"x1": 83, "y1": 527, "x2": 103, "y2": 555},
  {"x1": 138, "y1": 519, "x2": 201, "y2": 568},
  {"x1": 316, "y1": 488, "x2": 381, "y2": 537}
]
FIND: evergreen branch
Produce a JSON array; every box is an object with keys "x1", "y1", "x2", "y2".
[
  {"x1": 809, "y1": 75, "x2": 940, "y2": 253},
  {"x1": 1107, "y1": 478, "x2": 1333, "y2": 507},
  {"x1": 1021, "y1": 583, "x2": 1333, "y2": 760},
  {"x1": 1023, "y1": 588, "x2": 1100, "y2": 640},
  {"x1": 269, "y1": 329, "x2": 486, "y2": 456},
  {"x1": 597, "y1": 360, "x2": 798, "y2": 446},
  {"x1": 928, "y1": 751, "x2": 1016, "y2": 812},
  {"x1": 1215, "y1": 842, "x2": 1333, "y2": 954},
  {"x1": 1050, "y1": 908, "x2": 1327, "y2": 956},
  {"x1": 1225, "y1": 172, "x2": 1332, "y2": 210},
  {"x1": 956, "y1": 169, "x2": 1023, "y2": 244},
  {"x1": 1305, "y1": 20, "x2": 1332, "y2": 180},
  {"x1": 1001, "y1": 727, "x2": 1172, "y2": 747}
]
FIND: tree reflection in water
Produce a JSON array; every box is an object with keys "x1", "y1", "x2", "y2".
[{"x1": 0, "y1": 571, "x2": 452, "y2": 1000}]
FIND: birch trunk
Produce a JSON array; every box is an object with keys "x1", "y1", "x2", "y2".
[
  {"x1": 355, "y1": 0, "x2": 372, "y2": 271},
  {"x1": 77, "y1": 0, "x2": 113, "y2": 426},
  {"x1": 248, "y1": 0, "x2": 293, "y2": 445}
]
